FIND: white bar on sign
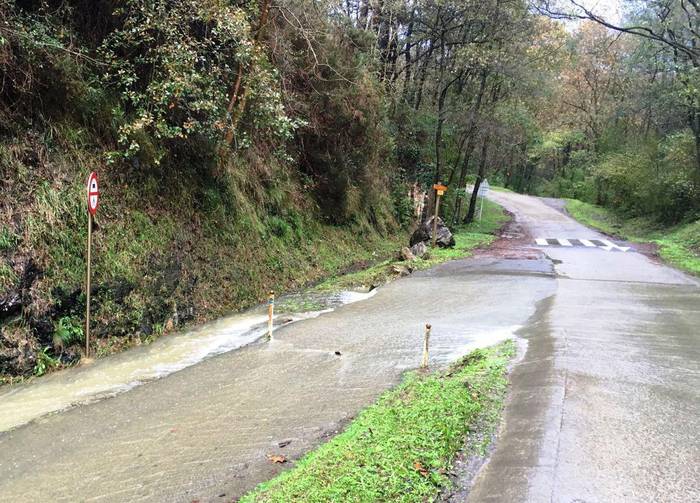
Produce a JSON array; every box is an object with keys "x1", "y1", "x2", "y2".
[
  {"x1": 558, "y1": 238, "x2": 573, "y2": 246},
  {"x1": 579, "y1": 239, "x2": 596, "y2": 247},
  {"x1": 535, "y1": 238, "x2": 549, "y2": 246}
]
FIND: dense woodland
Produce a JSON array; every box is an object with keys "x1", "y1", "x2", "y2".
[{"x1": 1, "y1": 0, "x2": 698, "y2": 376}]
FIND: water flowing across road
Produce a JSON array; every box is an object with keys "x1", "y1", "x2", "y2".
[{"x1": 0, "y1": 290, "x2": 376, "y2": 433}]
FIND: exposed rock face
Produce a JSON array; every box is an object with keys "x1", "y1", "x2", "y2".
[
  {"x1": 0, "y1": 325, "x2": 38, "y2": 376},
  {"x1": 410, "y1": 241, "x2": 427, "y2": 258},
  {"x1": 409, "y1": 216, "x2": 456, "y2": 248}
]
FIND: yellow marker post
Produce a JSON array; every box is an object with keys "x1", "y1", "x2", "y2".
[
  {"x1": 421, "y1": 323, "x2": 431, "y2": 368},
  {"x1": 267, "y1": 290, "x2": 275, "y2": 340},
  {"x1": 431, "y1": 184, "x2": 447, "y2": 248}
]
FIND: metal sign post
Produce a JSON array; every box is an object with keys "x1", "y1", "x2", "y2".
[
  {"x1": 85, "y1": 172, "x2": 99, "y2": 358},
  {"x1": 431, "y1": 183, "x2": 448, "y2": 247},
  {"x1": 477, "y1": 179, "x2": 490, "y2": 222}
]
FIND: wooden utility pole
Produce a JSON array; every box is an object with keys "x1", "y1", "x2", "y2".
[{"x1": 431, "y1": 183, "x2": 447, "y2": 247}]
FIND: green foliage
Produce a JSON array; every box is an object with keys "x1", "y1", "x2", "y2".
[
  {"x1": 591, "y1": 134, "x2": 698, "y2": 224},
  {"x1": 392, "y1": 107, "x2": 437, "y2": 188},
  {"x1": 0, "y1": 226, "x2": 18, "y2": 251},
  {"x1": 391, "y1": 182, "x2": 415, "y2": 228},
  {"x1": 0, "y1": 260, "x2": 17, "y2": 290},
  {"x1": 241, "y1": 341, "x2": 515, "y2": 503},
  {"x1": 33, "y1": 347, "x2": 59, "y2": 377},
  {"x1": 99, "y1": 0, "x2": 295, "y2": 164},
  {"x1": 52, "y1": 316, "x2": 84, "y2": 349},
  {"x1": 0, "y1": 1, "x2": 102, "y2": 131},
  {"x1": 266, "y1": 216, "x2": 292, "y2": 239}
]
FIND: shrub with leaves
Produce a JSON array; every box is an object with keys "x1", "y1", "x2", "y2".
[{"x1": 99, "y1": 0, "x2": 295, "y2": 163}]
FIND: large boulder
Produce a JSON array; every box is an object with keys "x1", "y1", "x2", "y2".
[
  {"x1": 409, "y1": 216, "x2": 456, "y2": 248},
  {"x1": 410, "y1": 241, "x2": 427, "y2": 258}
]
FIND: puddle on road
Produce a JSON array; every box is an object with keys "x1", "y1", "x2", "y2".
[{"x1": 0, "y1": 289, "x2": 376, "y2": 433}]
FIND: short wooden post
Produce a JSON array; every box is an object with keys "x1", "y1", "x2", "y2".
[
  {"x1": 85, "y1": 212, "x2": 92, "y2": 357},
  {"x1": 421, "y1": 323, "x2": 431, "y2": 368},
  {"x1": 267, "y1": 290, "x2": 274, "y2": 340}
]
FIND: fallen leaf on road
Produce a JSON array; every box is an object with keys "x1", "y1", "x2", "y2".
[
  {"x1": 267, "y1": 454, "x2": 287, "y2": 464},
  {"x1": 413, "y1": 461, "x2": 428, "y2": 476}
]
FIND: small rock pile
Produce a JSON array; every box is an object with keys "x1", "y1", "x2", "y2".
[{"x1": 409, "y1": 216, "x2": 456, "y2": 249}]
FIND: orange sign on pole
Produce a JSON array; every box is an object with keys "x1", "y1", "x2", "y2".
[{"x1": 432, "y1": 183, "x2": 447, "y2": 196}]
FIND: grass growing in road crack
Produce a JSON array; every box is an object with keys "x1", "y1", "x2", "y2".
[
  {"x1": 315, "y1": 199, "x2": 509, "y2": 292},
  {"x1": 565, "y1": 199, "x2": 699, "y2": 275},
  {"x1": 241, "y1": 340, "x2": 515, "y2": 503}
]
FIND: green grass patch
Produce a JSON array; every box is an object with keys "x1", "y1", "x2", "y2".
[
  {"x1": 489, "y1": 185, "x2": 515, "y2": 193},
  {"x1": 566, "y1": 199, "x2": 700, "y2": 275},
  {"x1": 241, "y1": 341, "x2": 516, "y2": 503},
  {"x1": 0, "y1": 226, "x2": 18, "y2": 251},
  {"x1": 315, "y1": 199, "x2": 509, "y2": 292},
  {"x1": 0, "y1": 260, "x2": 17, "y2": 291}
]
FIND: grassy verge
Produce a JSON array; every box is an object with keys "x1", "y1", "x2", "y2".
[
  {"x1": 241, "y1": 340, "x2": 516, "y2": 503},
  {"x1": 315, "y1": 199, "x2": 509, "y2": 292},
  {"x1": 565, "y1": 199, "x2": 700, "y2": 275}
]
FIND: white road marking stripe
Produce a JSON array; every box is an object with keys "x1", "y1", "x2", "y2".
[
  {"x1": 600, "y1": 239, "x2": 631, "y2": 252},
  {"x1": 534, "y1": 238, "x2": 630, "y2": 252}
]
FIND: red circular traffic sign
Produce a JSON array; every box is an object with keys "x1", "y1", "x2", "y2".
[{"x1": 87, "y1": 172, "x2": 99, "y2": 215}]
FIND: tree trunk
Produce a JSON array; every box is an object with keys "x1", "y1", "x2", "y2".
[
  {"x1": 450, "y1": 70, "x2": 488, "y2": 222},
  {"x1": 221, "y1": 0, "x2": 270, "y2": 148},
  {"x1": 464, "y1": 134, "x2": 490, "y2": 224},
  {"x1": 434, "y1": 89, "x2": 447, "y2": 184},
  {"x1": 432, "y1": 31, "x2": 447, "y2": 185},
  {"x1": 401, "y1": 11, "x2": 415, "y2": 104},
  {"x1": 451, "y1": 138, "x2": 476, "y2": 224},
  {"x1": 413, "y1": 39, "x2": 434, "y2": 110},
  {"x1": 692, "y1": 108, "x2": 700, "y2": 178}
]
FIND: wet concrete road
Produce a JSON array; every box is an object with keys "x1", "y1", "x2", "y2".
[
  {"x1": 1, "y1": 191, "x2": 698, "y2": 502},
  {"x1": 467, "y1": 191, "x2": 700, "y2": 503}
]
